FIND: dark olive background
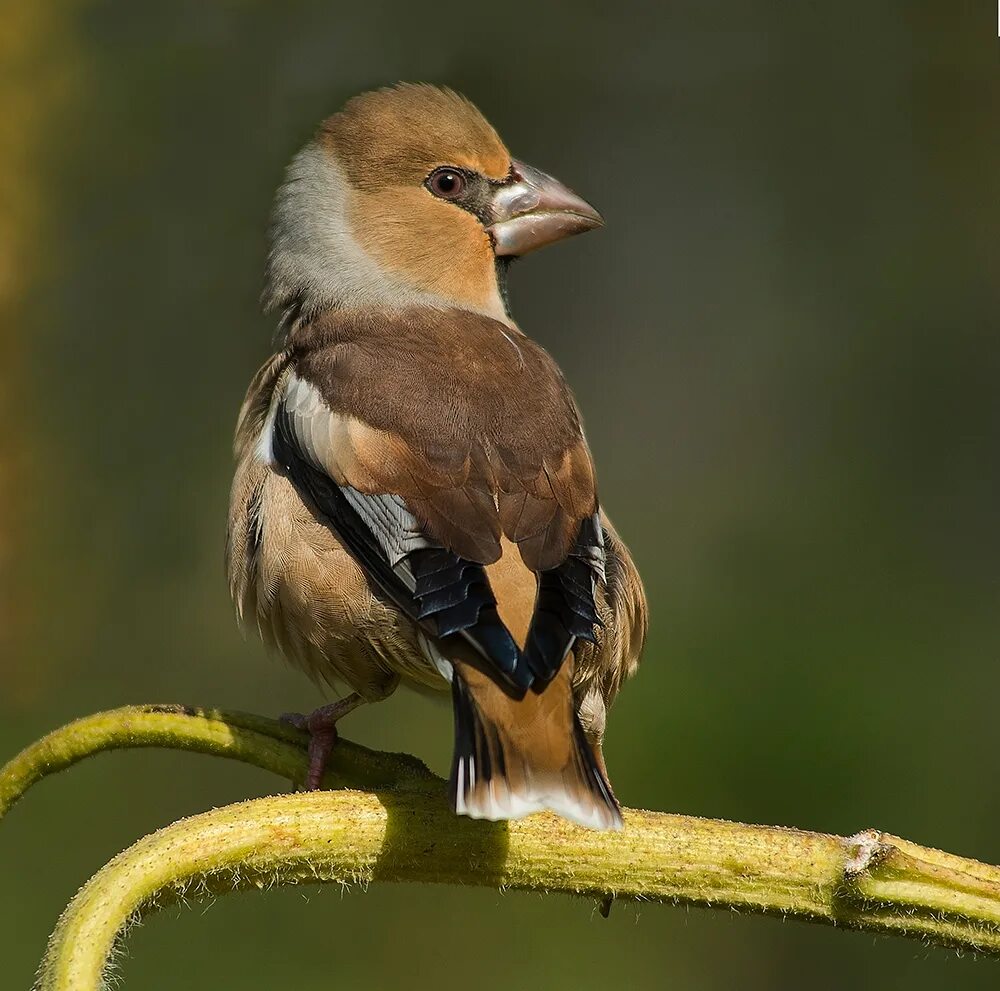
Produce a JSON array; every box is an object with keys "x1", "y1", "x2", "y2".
[{"x1": 2, "y1": 2, "x2": 998, "y2": 988}]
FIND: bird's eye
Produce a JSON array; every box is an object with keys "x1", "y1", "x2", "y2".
[{"x1": 426, "y1": 168, "x2": 466, "y2": 200}]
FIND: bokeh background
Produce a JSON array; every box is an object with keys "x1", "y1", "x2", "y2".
[{"x1": 2, "y1": 2, "x2": 998, "y2": 988}]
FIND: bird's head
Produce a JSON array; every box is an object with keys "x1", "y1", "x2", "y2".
[{"x1": 264, "y1": 83, "x2": 602, "y2": 328}]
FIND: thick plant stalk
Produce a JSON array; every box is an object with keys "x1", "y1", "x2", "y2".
[
  {"x1": 2, "y1": 708, "x2": 1000, "y2": 990},
  {"x1": 0, "y1": 705, "x2": 436, "y2": 817}
]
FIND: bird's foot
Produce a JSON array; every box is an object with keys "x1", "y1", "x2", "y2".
[{"x1": 280, "y1": 694, "x2": 364, "y2": 790}]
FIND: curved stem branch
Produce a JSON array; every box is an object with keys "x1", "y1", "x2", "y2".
[
  {"x1": 3, "y1": 708, "x2": 1000, "y2": 989},
  {"x1": 0, "y1": 705, "x2": 438, "y2": 819}
]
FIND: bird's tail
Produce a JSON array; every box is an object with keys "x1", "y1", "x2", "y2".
[{"x1": 448, "y1": 662, "x2": 622, "y2": 831}]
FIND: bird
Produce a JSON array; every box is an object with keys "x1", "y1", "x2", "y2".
[{"x1": 227, "y1": 83, "x2": 646, "y2": 830}]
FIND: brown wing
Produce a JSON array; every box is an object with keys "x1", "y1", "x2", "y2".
[
  {"x1": 292, "y1": 306, "x2": 597, "y2": 570},
  {"x1": 273, "y1": 306, "x2": 605, "y2": 690}
]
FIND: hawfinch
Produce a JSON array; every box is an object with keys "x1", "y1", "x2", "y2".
[{"x1": 227, "y1": 84, "x2": 646, "y2": 830}]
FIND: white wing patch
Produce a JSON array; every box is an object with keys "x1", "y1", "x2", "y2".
[
  {"x1": 255, "y1": 386, "x2": 282, "y2": 466},
  {"x1": 340, "y1": 488, "x2": 431, "y2": 572},
  {"x1": 268, "y1": 369, "x2": 434, "y2": 584}
]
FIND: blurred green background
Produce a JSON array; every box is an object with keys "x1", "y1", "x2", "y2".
[{"x1": 2, "y1": 1, "x2": 998, "y2": 987}]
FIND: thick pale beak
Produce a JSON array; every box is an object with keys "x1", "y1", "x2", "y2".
[{"x1": 487, "y1": 159, "x2": 603, "y2": 257}]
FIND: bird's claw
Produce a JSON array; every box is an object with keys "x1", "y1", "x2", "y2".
[{"x1": 279, "y1": 696, "x2": 363, "y2": 790}]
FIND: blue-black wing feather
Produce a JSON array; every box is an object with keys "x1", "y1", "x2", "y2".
[{"x1": 272, "y1": 406, "x2": 531, "y2": 693}]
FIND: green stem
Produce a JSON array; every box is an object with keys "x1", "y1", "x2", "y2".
[
  {"x1": 0, "y1": 705, "x2": 437, "y2": 819},
  {"x1": 2, "y1": 707, "x2": 999, "y2": 989}
]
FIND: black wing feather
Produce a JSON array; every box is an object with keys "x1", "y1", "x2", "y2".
[
  {"x1": 522, "y1": 514, "x2": 604, "y2": 689},
  {"x1": 273, "y1": 406, "x2": 531, "y2": 694}
]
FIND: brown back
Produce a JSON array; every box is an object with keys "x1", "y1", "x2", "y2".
[{"x1": 291, "y1": 307, "x2": 597, "y2": 571}]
